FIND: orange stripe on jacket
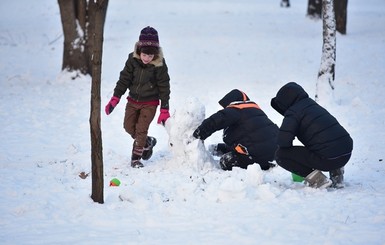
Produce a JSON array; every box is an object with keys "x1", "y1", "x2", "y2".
[
  {"x1": 235, "y1": 144, "x2": 249, "y2": 155},
  {"x1": 227, "y1": 103, "x2": 261, "y2": 110},
  {"x1": 241, "y1": 91, "x2": 247, "y2": 101}
]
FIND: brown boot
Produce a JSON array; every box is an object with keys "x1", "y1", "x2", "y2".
[
  {"x1": 131, "y1": 142, "x2": 144, "y2": 168},
  {"x1": 142, "y1": 136, "x2": 157, "y2": 160},
  {"x1": 131, "y1": 159, "x2": 144, "y2": 168}
]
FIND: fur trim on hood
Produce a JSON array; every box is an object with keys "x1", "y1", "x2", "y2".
[{"x1": 133, "y1": 42, "x2": 164, "y2": 67}]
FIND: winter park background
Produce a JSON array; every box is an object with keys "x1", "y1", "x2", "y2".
[{"x1": 1, "y1": 0, "x2": 385, "y2": 244}]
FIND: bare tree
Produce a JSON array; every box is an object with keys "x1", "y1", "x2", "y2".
[
  {"x1": 334, "y1": 0, "x2": 348, "y2": 34},
  {"x1": 58, "y1": 0, "x2": 108, "y2": 76},
  {"x1": 307, "y1": 0, "x2": 348, "y2": 34},
  {"x1": 89, "y1": 0, "x2": 108, "y2": 204},
  {"x1": 316, "y1": 0, "x2": 336, "y2": 102}
]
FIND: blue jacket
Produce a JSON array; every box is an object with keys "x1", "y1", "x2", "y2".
[
  {"x1": 196, "y1": 89, "x2": 279, "y2": 161},
  {"x1": 271, "y1": 82, "x2": 353, "y2": 159}
]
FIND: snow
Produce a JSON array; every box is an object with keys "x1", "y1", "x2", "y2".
[{"x1": 1, "y1": 0, "x2": 385, "y2": 244}]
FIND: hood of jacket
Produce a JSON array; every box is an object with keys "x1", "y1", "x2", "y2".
[
  {"x1": 270, "y1": 82, "x2": 309, "y2": 115},
  {"x1": 133, "y1": 42, "x2": 164, "y2": 67},
  {"x1": 218, "y1": 89, "x2": 250, "y2": 108}
]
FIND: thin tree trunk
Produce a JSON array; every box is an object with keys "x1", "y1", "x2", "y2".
[
  {"x1": 86, "y1": 1, "x2": 108, "y2": 78},
  {"x1": 90, "y1": 0, "x2": 108, "y2": 204},
  {"x1": 316, "y1": 0, "x2": 336, "y2": 102}
]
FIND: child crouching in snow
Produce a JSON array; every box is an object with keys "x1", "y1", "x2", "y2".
[
  {"x1": 192, "y1": 89, "x2": 279, "y2": 171},
  {"x1": 105, "y1": 26, "x2": 171, "y2": 168},
  {"x1": 270, "y1": 82, "x2": 353, "y2": 188}
]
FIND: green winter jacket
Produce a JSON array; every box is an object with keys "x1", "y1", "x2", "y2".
[{"x1": 113, "y1": 44, "x2": 170, "y2": 109}]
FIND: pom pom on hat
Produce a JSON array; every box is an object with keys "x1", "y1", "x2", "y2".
[{"x1": 138, "y1": 26, "x2": 159, "y2": 47}]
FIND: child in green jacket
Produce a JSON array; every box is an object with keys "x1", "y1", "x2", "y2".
[{"x1": 105, "y1": 26, "x2": 171, "y2": 168}]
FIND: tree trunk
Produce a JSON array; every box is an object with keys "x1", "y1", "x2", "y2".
[
  {"x1": 316, "y1": 0, "x2": 336, "y2": 103},
  {"x1": 334, "y1": 0, "x2": 348, "y2": 34},
  {"x1": 307, "y1": 0, "x2": 322, "y2": 19},
  {"x1": 76, "y1": 0, "x2": 87, "y2": 31},
  {"x1": 58, "y1": 0, "x2": 88, "y2": 74},
  {"x1": 58, "y1": 0, "x2": 108, "y2": 76},
  {"x1": 90, "y1": 0, "x2": 108, "y2": 204}
]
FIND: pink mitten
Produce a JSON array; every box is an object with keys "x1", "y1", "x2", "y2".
[
  {"x1": 157, "y1": 109, "x2": 170, "y2": 125},
  {"x1": 105, "y1": 96, "x2": 120, "y2": 115}
]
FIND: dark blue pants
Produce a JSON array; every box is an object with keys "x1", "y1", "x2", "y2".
[{"x1": 275, "y1": 146, "x2": 351, "y2": 177}]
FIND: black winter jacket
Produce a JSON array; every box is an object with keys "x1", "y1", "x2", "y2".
[
  {"x1": 113, "y1": 43, "x2": 170, "y2": 109},
  {"x1": 271, "y1": 82, "x2": 353, "y2": 159},
  {"x1": 197, "y1": 89, "x2": 279, "y2": 161}
]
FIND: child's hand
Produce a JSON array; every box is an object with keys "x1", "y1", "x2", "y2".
[
  {"x1": 192, "y1": 126, "x2": 210, "y2": 140},
  {"x1": 157, "y1": 109, "x2": 170, "y2": 125},
  {"x1": 105, "y1": 96, "x2": 120, "y2": 115}
]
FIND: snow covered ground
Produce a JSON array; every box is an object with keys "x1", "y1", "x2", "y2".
[{"x1": 1, "y1": 0, "x2": 385, "y2": 244}]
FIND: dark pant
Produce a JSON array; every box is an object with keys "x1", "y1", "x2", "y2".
[
  {"x1": 124, "y1": 102, "x2": 157, "y2": 147},
  {"x1": 275, "y1": 146, "x2": 351, "y2": 177}
]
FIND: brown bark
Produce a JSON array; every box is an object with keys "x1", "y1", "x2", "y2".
[
  {"x1": 58, "y1": 0, "x2": 108, "y2": 76},
  {"x1": 58, "y1": 0, "x2": 87, "y2": 74},
  {"x1": 76, "y1": 0, "x2": 87, "y2": 31},
  {"x1": 334, "y1": 0, "x2": 348, "y2": 34},
  {"x1": 90, "y1": 0, "x2": 109, "y2": 204}
]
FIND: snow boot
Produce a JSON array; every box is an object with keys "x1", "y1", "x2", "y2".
[
  {"x1": 142, "y1": 136, "x2": 157, "y2": 160},
  {"x1": 305, "y1": 170, "x2": 332, "y2": 189},
  {"x1": 131, "y1": 143, "x2": 144, "y2": 168},
  {"x1": 329, "y1": 167, "x2": 345, "y2": 188},
  {"x1": 131, "y1": 159, "x2": 144, "y2": 168}
]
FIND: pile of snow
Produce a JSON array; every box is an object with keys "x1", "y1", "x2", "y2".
[{"x1": 165, "y1": 96, "x2": 216, "y2": 171}]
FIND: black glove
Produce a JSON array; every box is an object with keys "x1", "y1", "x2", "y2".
[
  {"x1": 260, "y1": 162, "x2": 277, "y2": 171},
  {"x1": 193, "y1": 128, "x2": 202, "y2": 139},
  {"x1": 193, "y1": 127, "x2": 210, "y2": 140}
]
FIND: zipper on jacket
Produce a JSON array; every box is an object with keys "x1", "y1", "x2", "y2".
[{"x1": 134, "y1": 69, "x2": 144, "y2": 102}]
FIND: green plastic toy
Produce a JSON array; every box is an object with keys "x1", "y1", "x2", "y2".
[
  {"x1": 291, "y1": 173, "x2": 304, "y2": 182},
  {"x1": 109, "y1": 178, "x2": 121, "y2": 186}
]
